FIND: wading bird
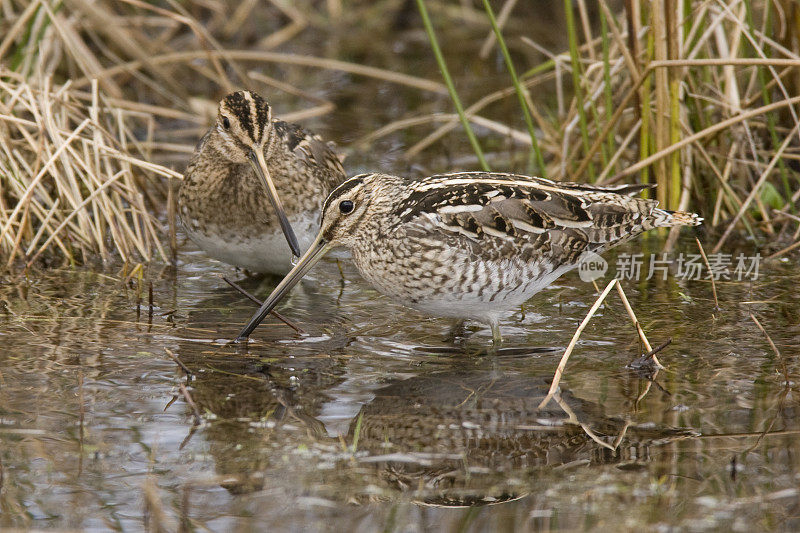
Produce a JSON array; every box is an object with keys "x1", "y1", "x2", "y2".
[
  {"x1": 180, "y1": 91, "x2": 345, "y2": 274},
  {"x1": 237, "y1": 172, "x2": 701, "y2": 346}
]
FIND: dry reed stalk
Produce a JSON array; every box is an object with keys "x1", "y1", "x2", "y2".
[
  {"x1": 540, "y1": 278, "x2": 661, "y2": 410},
  {"x1": 610, "y1": 94, "x2": 800, "y2": 181},
  {"x1": 357, "y1": 112, "x2": 532, "y2": 149},
  {"x1": 72, "y1": 50, "x2": 447, "y2": 95},
  {"x1": 539, "y1": 279, "x2": 618, "y2": 409},
  {"x1": 613, "y1": 282, "x2": 660, "y2": 366},
  {"x1": 0, "y1": 76, "x2": 178, "y2": 268},
  {"x1": 478, "y1": 0, "x2": 519, "y2": 58},
  {"x1": 143, "y1": 478, "x2": 176, "y2": 533},
  {"x1": 404, "y1": 71, "x2": 559, "y2": 157}
]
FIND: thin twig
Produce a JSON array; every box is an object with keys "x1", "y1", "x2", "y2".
[
  {"x1": 695, "y1": 237, "x2": 720, "y2": 309},
  {"x1": 164, "y1": 348, "x2": 192, "y2": 376},
  {"x1": 643, "y1": 337, "x2": 672, "y2": 360},
  {"x1": 178, "y1": 382, "x2": 202, "y2": 425},
  {"x1": 766, "y1": 238, "x2": 800, "y2": 260},
  {"x1": 539, "y1": 279, "x2": 617, "y2": 409}
]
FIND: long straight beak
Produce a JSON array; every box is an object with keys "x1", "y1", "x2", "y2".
[
  {"x1": 249, "y1": 148, "x2": 302, "y2": 257},
  {"x1": 236, "y1": 236, "x2": 331, "y2": 341}
]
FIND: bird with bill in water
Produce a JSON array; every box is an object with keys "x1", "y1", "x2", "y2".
[
  {"x1": 179, "y1": 90, "x2": 346, "y2": 274},
  {"x1": 236, "y1": 171, "x2": 702, "y2": 347}
]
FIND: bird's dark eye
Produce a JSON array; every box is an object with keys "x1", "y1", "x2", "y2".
[
  {"x1": 222, "y1": 117, "x2": 231, "y2": 130},
  {"x1": 339, "y1": 200, "x2": 354, "y2": 214}
]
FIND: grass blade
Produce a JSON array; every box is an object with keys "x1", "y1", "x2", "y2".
[
  {"x1": 415, "y1": 0, "x2": 490, "y2": 171},
  {"x1": 481, "y1": 0, "x2": 546, "y2": 175}
]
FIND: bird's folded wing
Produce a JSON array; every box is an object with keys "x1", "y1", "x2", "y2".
[{"x1": 272, "y1": 119, "x2": 345, "y2": 174}]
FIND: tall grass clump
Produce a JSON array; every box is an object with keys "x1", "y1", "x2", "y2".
[
  {"x1": 0, "y1": 0, "x2": 362, "y2": 270},
  {"x1": 0, "y1": 76, "x2": 181, "y2": 268},
  {"x1": 3, "y1": 0, "x2": 800, "y2": 269},
  {"x1": 1, "y1": 0, "x2": 467, "y2": 271},
  {"x1": 410, "y1": 0, "x2": 800, "y2": 255},
  {"x1": 556, "y1": 0, "x2": 800, "y2": 254},
  {"x1": 0, "y1": 0, "x2": 194, "y2": 270}
]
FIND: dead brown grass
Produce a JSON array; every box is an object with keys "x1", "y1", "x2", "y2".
[{"x1": 2, "y1": 0, "x2": 800, "y2": 269}]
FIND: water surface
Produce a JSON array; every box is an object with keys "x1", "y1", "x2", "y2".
[{"x1": 2, "y1": 238, "x2": 799, "y2": 531}]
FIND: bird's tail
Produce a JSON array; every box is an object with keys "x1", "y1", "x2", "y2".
[{"x1": 651, "y1": 208, "x2": 703, "y2": 228}]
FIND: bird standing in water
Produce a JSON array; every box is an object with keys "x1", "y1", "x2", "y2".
[
  {"x1": 237, "y1": 172, "x2": 702, "y2": 346},
  {"x1": 179, "y1": 91, "x2": 346, "y2": 274}
]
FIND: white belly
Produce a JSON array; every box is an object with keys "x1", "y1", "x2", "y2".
[
  {"x1": 379, "y1": 262, "x2": 578, "y2": 325},
  {"x1": 186, "y1": 212, "x2": 319, "y2": 275}
]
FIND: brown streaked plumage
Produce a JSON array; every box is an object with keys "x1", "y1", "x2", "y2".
[
  {"x1": 179, "y1": 90, "x2": 345, "y2": 274},
  {"x1": 236, "y1": 171, "x2": 702, "y2": 345}
]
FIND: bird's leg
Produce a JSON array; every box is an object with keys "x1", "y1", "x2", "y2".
[{"x1": 490, "y1": 321, "x2": 503, "y2": 353}]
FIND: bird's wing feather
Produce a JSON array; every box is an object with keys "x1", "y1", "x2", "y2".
[
  {"x1": 399, "y1": 173, "x2": 657, "y2": 261},
  {"x1": 272, "y1": 119, "x2": 345, "y2": 175}
]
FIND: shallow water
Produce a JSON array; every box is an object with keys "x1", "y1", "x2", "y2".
[
  {"x1": 2, "y1": 237, "x2": 800, "y2": 531},
  {"x1": 4, "y1": 5, "x2": 800, "y2": 531}
]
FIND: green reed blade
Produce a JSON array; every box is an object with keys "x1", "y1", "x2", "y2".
[
  {"x1": 415, "y1": 0, "x2": 490, "y2": 171},
  {"x1": 521, "y1": 57, "x2": 557, "y2": 79},
  {"x1": 481, "y1": 0, "x2": 545, "y2": 176}
]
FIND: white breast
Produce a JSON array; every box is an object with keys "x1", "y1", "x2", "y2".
[{"x1": 185, "y1": 212, "x2": 320, "y2": 275}]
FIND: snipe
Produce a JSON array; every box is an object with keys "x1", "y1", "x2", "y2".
[
  {"x1": 179, "y1": 90, "x2": 346, "y2": 274},
  {"x1": 236, "y1": 172, "x2": 702, "y2": 345}
]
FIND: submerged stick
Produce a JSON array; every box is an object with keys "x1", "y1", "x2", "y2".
[
  {"x1": 749, "y1": 313, "x2": 784, "y2": 366},
  {"x1": 178, "y1": 382, "x2": 202, "y2": 425},
  {"x1": 164, "y1": 348, "x2": 192, "y2": 376}
]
